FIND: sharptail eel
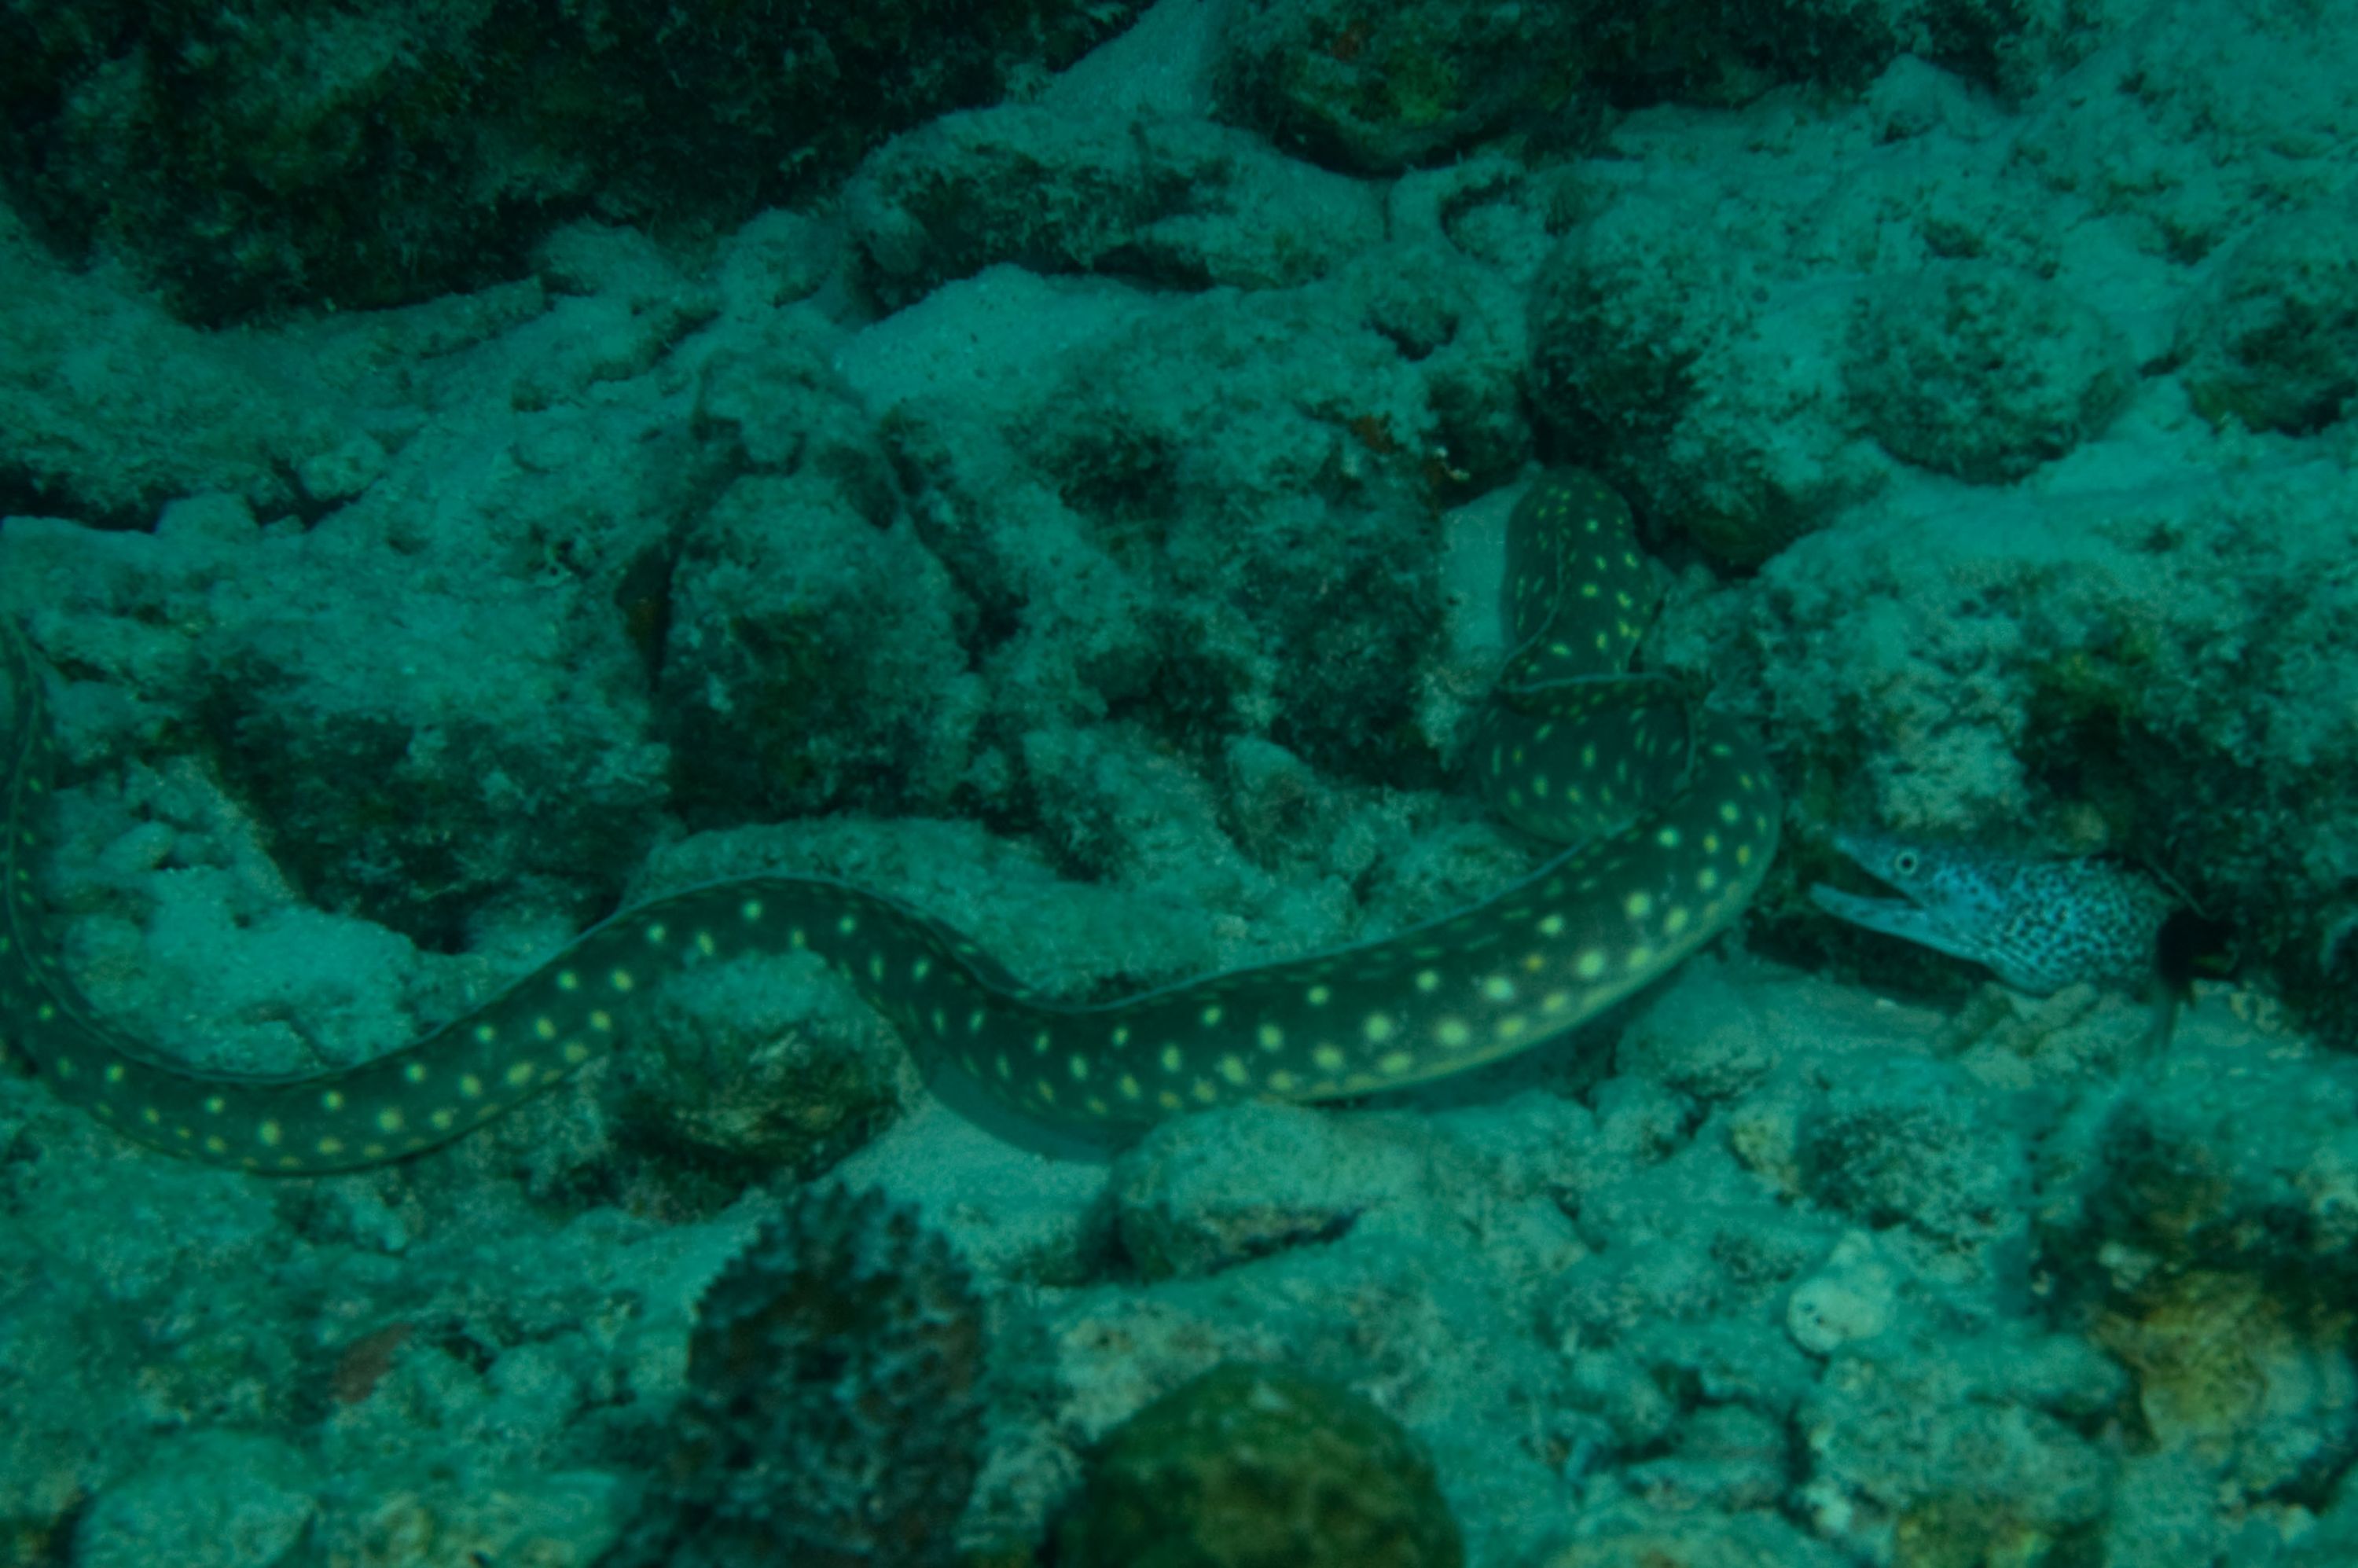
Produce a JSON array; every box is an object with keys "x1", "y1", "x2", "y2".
[{"x1": 1, "y1": 473, "x2": 1779, "y2": 1173}]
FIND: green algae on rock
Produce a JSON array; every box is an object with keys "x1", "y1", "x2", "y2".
[
  {"x1": 631, "y1": 1185, "x2": 986, "y2": 1568},
  {"x1": 1056, "y1": 1361, "x2": 1463, "y2": 1568}
]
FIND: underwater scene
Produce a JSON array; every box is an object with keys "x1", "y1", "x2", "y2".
[{"x1": 2, "y1": 0, "x2": 2355, "y2": 1562}]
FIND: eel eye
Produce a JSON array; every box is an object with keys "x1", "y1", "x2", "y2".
[{"x1": 1890, "y1": 850, "x2": 1920, "y2": 877}]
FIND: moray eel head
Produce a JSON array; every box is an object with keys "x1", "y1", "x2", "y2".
[{"x1": 1810, "y1": 829, "x2": 2176, "y2": 996}]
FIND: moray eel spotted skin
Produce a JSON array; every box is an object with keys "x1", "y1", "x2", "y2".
[
  {"x1": 2, "y1": 473, "x2": 1779, "y2": 1173},
  {"x1": 1810, "y1": 830, "x2": 2176, "y2": 994}
]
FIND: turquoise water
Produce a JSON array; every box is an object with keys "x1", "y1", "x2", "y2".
[{"x1": 2, "y1": 2, "x2": 2355, "y2": 1563}]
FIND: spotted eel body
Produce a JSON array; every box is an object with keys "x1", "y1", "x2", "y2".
[
  {"x1": 1810, "y1": 830, "x2": 2176, "y2": 994},
  {"x1": 2, "y1": 473, "x2": 1779, "y2": 1173}
]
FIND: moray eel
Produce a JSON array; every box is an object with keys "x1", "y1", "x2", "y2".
[
  {"x1": 2, "y1": 472, "x2": 1778, "y2": 1173},
  {"x1": 1810, "y1": 830, "x2": 2182, "y2": 994}
]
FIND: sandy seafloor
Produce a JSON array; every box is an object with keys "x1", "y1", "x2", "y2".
[{"x1": 4, "y1": 0, "x2": 2358, "y2": 1563}]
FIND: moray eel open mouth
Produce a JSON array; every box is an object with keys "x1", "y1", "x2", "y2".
[
  {"x1": 1808, "y1": 831, "x2": 1973, "y2": 956},
  {"x1": 1805, "y1": 828, "x2": 2017, "y2": 977},
  {"x1": 2, "y1": 472, "x2": 1779, "y2": 1173}
]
